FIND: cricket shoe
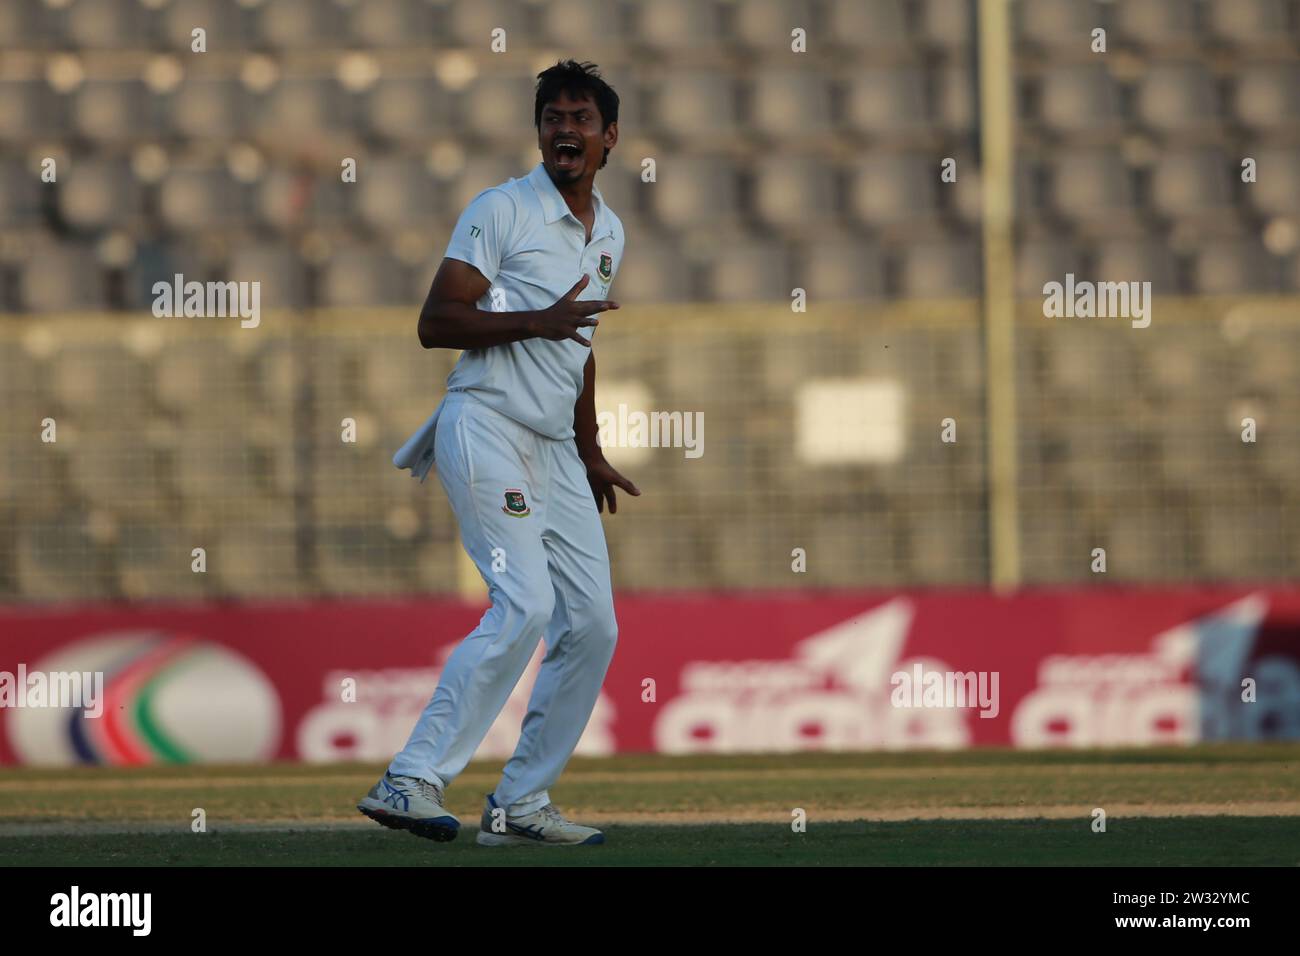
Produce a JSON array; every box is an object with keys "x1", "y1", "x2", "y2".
[
  {"x1": 357, "y1": 771, "x2": 460, "y2": 842},
  {"x1": 476, "y1": 793, "x2": 604, "y2": 847}
]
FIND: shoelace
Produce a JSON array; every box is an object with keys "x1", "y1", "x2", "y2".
[
  {"x1": 538, "y1": 804, "x2": 568, "y2": 824},
  {"x1": 411, "y1": 778, "x2": 444, "y2": 805}
]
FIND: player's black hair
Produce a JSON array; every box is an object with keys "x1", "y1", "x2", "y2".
[{"x1": 534, "y1": 60, "x2": 619, "y2": 169}]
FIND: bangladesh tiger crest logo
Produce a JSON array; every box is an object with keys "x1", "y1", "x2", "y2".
[
  {"x1": 502, "y1": 489, "x2": 530, "y2": 517},
  {"x1": 597, "y1": 252, "x2": 613, "y2": 282}
]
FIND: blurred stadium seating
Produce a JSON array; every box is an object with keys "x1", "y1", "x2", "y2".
[{"x1": 0, "y1": 0, "x2": 1297, "y2": 600}]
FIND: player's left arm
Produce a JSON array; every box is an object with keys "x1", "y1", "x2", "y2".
[{"x1": 575, "y1": 350, "x2": 640, "y2": 514}]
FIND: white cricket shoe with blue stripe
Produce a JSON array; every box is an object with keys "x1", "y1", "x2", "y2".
[
  {"x1": 357, "y1": 771, "x2": 460, "y2": 842},
  {"x1": 476, "y1": 793, "x2": 604, "y2": 847}
]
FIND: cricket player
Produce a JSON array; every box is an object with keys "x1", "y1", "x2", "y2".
[{"x1": 358, "y1": 61, "x2": 637, "y2": 847}]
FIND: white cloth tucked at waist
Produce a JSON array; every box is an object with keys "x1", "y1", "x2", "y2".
[{"x1": 392, "y1": 393, "x2": 449, "y2": 483}]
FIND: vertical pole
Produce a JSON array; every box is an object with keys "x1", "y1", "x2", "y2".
[{"x1": 978, "y1": 0, "x2": 1021, "y2": 590}]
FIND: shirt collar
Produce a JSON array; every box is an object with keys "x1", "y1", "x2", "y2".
[{"x1": 526, "y1": 162, "x2": 613, "y2": 239}]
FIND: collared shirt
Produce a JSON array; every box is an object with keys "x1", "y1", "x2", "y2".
[{"x1": 441, "y1": 162, "x2": 625, "y2": 440}]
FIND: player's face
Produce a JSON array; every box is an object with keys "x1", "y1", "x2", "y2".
[{"x1": 539, "y1": 90, "x2": 610, "y2": 185}]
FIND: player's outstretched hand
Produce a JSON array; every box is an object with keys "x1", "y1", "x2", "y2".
[
  {"x1": 584, "y1": 454, "x2": 640, "y2": 514},
  {"x1": 532, "y1": 274, "x2": 618, "y2": 346}
]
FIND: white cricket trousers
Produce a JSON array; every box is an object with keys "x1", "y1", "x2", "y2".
[{"x1": 389, "y1": 390, "x2": 618, "y2": 816}]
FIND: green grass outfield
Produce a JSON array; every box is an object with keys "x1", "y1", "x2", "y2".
[{"x1": 1, "y1": 745, "x2": 1298, "y2": 866}]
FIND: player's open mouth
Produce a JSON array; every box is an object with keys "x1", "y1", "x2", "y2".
[{"x1": 554, "y1": 141, "x2": 582, "y2": 169}]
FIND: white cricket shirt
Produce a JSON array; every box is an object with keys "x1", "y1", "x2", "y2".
[{"x1": 441, "y1": 162, "x2": 625, "y2": 440}]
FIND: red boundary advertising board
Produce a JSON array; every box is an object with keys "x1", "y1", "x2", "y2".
[{"x1": 1, "y1": 588, "x2": 1299, "y2": 766}]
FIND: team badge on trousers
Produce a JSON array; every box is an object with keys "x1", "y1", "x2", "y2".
[{"x1": 502, "y1": 489, "x2": 531, "y2": 517}]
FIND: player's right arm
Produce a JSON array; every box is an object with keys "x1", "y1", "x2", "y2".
[
  {"x1": 417, "y1": 186, "x2": 617, "y2": 350},
  {"x1": 418, "y1": 266, "x2": 616, "y2": 350}
]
